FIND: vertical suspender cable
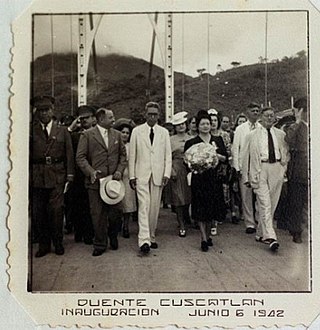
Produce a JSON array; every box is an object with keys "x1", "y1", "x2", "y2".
[
  {"x1": 264, "y1": 12, "x2": 268, "y2": 107},
  {"x1": 50, "y1": 15, "x2": 55, "y2": 98},
  {"x1": 147, "y1": 13, "x2": 158, "y2": 99},
  {"x1": 181, "y1": 14, "x2": 185, "y2": 111},
  {"x1": 207, "y1": 13, "x2": 210, "y2": 109},
  {"x1": 70, "y1": 16, "x2": 74, "y2": 114}
]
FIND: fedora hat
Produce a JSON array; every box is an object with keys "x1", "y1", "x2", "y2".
[
  {"x1": 99, "y1": 175, "x2": 125, "y2": 205},
  {"x1": 171, "y1": 111, "x2": 188, "y2": 126}
]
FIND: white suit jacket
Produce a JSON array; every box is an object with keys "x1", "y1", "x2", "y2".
[
  {"x1": 129, "y1": 123, "x2": 172, "y2": 186},
  {"x1": 242, "y1": 125, "x2": 289, "y2": 188},
  {"x1": 231, "y1": 121, "x2": 261, "y2": 172}
]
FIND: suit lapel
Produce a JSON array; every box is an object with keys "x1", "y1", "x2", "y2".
[
  {"x1": 143, "y1": 123, "x2": 152, "y2": 149},
  {"x1": 49, "y1": 122, "x2": 58, "y2": 140},
  {"x1": 92, "y1": 126, "x2": 108, "y2": 150}
]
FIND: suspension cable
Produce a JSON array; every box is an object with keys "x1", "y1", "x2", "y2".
[
  {"x1": 264, "y1": 12, "x2": 268, "y2": 106},
  {"x1": 207, "y1": 13, "x2": 210, "y2": 109},
  {"x1": 50, "y1": 15, "x2": 55, "y2": 98},
  {"x1": 70, "y1": 16, "x2": 74, "y2": 114},
  {"x1": 181, "y1": 14, "x2": 185, "y2": 111}
]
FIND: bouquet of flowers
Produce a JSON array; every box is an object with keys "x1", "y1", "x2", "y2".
[{"x1": 184, "y1": 142, "x2": 219, "y2": 174}]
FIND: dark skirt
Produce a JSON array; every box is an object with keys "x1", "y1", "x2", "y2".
[{"x1": 191, "y1": 168, "x2": 226, "y2": 223}]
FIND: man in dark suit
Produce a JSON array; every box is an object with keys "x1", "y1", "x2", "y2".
[
  {"x1": 31, "y1": 96, "x2": 75, "y2": 257},
  {"x1": 76, "y1": 108, "x2": 127, "y2": 256},
  {"x1": 66, "y1": 105, "x2": 96, "y2": 244},
  {"x1": 284, "y1": 97, "x2": 309, "y2": 243}
]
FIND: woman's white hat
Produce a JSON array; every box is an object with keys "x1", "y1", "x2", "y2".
[
  {"x1": 208, "y1": 108, "x2": 218, "y2": 115},
  {"x1": 99, "y1": 175, "x2": 125, "y2": 205},
  {"x1": 171, "y1": 111, "x2": 188, "y2": 126}
]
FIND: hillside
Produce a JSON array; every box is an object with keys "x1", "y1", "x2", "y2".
[{"x1": 31, "y1": 52, "x2": 307, "y2": 124}]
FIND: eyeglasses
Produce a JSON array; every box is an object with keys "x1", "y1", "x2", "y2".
[
  {"x1": 250, "y1": 109, "x2": 260, "y2": 113},
  {"x1": 146, "y1": 113, "x2": 159, "y2": 117}
]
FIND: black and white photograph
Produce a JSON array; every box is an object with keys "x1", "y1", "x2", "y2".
[
  {"x1": 29, "y1": 10, "x2": 310, "y2": 293},
  {"x1": 6, "y1": 0, "x2": 320, "y2": 328}
]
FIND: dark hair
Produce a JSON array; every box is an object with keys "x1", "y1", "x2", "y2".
[
  {"x1": 247, "y1": 102, "x2": 261, "y2": 109},
  {"x1": 261, "y1": 106, "x2": 276, "y2": 114},
  {"x1": 209, "y1": 113, "x2": 221, "y2": 129},
  {"x1": 188, "y1": 115, "x2": 197, "y2": 125},
  {"x1": 235, "y1": 113, "x2": 247, "y2": 127},
  {"x1": 117, "y1": 123, "x2": 133, "y2": 141},
  {"x1": 95, "y1": 108, "x2": 108, "y2": 122},
  {"x1": 145, "y1": 101, "x2": 160, "y2": 111},
  {"x1": 77, "y1": 105, "x2": 96, "y2": 117},
  {"x1": 196, "y1": 110, "x2": 211, "y2": 128},
  {"x1": 294, "y1": 97, "x2": 308, "y2": 113}
]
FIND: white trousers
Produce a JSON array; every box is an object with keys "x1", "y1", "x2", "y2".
[
  {"x1": 136, "y1": 177, "x2": 163, "y2": 247},
  {"x1": 240, "y1": 175, "x2": 256, "y2": 229},
  {"x1": 253, "y1": 162, "x2": 284, "y2": 240}
]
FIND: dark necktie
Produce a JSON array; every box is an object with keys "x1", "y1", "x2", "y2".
[
  {"x1": 43, "y1": 124, "x2": 49, "y2": 139},
  {"x1": 267, "y1": 128, "x2": 276, "y2": 163},
  {"x1": 149, "y1": 127, "x2": 154, "y2": 145}
]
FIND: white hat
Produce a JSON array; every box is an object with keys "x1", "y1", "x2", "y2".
[
  {"x1": 171, "y1": 111, "x2": 188, "y2": 126},
  {"x1": 99, "y1": 175, "x2": 125, "y2": 205},
  {"x1": 208, "y1": 108, "x2": 218, "y2": 115}
]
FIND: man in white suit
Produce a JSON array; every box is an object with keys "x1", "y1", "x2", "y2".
[
  {"x1": 231, "y1": 102, "x2": 261, "y2": 234},
  {"x1": 242, "y1": 107, "x2": 289, "y2": 251},
  {"x1": 129, "y1": 102, "x2": 172, "y2": 254}
]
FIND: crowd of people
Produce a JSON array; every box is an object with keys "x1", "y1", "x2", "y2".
[{"x1": 30, "y1": 96, "x2": 309, "y2": 257}]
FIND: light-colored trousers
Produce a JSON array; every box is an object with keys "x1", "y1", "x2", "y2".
[
  {"x1": 253, "y1": 162, "x2": 285, "y2": 240},
  {"x1": 240, "y1": 175, "x2": 256, "y2": 229},
  {"x1": 136, "y1": 176, "x2": 163, "y2": 247}
]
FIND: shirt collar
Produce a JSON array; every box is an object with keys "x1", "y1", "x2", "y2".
[
  {"x1": 97, "y1": 124, "x2": 108, "y2": 135},
  {"x1": 40, "y1": 120, "x2": 53, "y2": 130}
]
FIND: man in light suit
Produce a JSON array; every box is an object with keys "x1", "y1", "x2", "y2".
[
  {"x1": 129, "y1": 102, "x2": 172, "y2": 254},
  {"x1": 76, "y1": 108, "x2": 127, "y2": 256},
  {"x1": 231, "y1": 102, "x2": 261, "y2": 234},
  {"x1": 242, "y1": 107, "x2": 289, "y2": 251}
]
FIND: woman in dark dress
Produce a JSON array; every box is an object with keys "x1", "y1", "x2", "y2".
[{"x1": 184, "y1": 111, "x2": 228, "y2": 251}]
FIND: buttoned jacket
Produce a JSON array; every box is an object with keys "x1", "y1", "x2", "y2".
[
  {"x1": 31, "y1": 121, "x2": 75, "y2": 189},
  {"x1": 76, "y1": 126, "x2": 127, "y2": 189},
  {"x1": 129, "y1": 122, "x2": 172, "y2": 186},
  {"x1": 242, "y1": 125, "x2": 289, "y2": 188}
]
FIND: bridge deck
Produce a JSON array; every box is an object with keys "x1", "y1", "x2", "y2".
[{"x1": 31, "y1": 208, "x2": 309, "y2": 293}]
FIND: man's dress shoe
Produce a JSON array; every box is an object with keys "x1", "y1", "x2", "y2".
[
  {"x1": 55, "y1": 244, "x2": 65, "y2": 255},
  {"x1": 92, "y1": 249, "x2": 105, "y2": 257},
  {"x1": 35, "y1": 248, "x2": 50, "y2": 258},
  {"x1": 150, "y1": 242, "x2": 158, "y2": 249},
  {"x1": 140, "y1": 243, "x2": 150, "y2": 254}
]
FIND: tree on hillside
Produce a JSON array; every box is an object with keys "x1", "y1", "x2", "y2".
[
  {"x1": 197, "y1": 68, "x2": 206, "y2": 80},
  {"x1": 296, "y1": 50, "x2": 306, "y2": 58},
  {"x1": 231, "y1": 61, "x2": 241, "y2": 68}
]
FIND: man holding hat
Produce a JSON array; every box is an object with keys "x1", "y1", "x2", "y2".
[
  {"x1": 76, "y1": 108, "x2": 127, "y2": 256},
  {"x1": 31, "y1": 95, "x2": 75, "y2": 257},
  {"x1": 129, "y1": 102, "x2": 172, "y2": 254}
]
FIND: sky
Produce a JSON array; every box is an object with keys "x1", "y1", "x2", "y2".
[{"x1": 33, "y1": 11, "x2": 307, "y2": 77}]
